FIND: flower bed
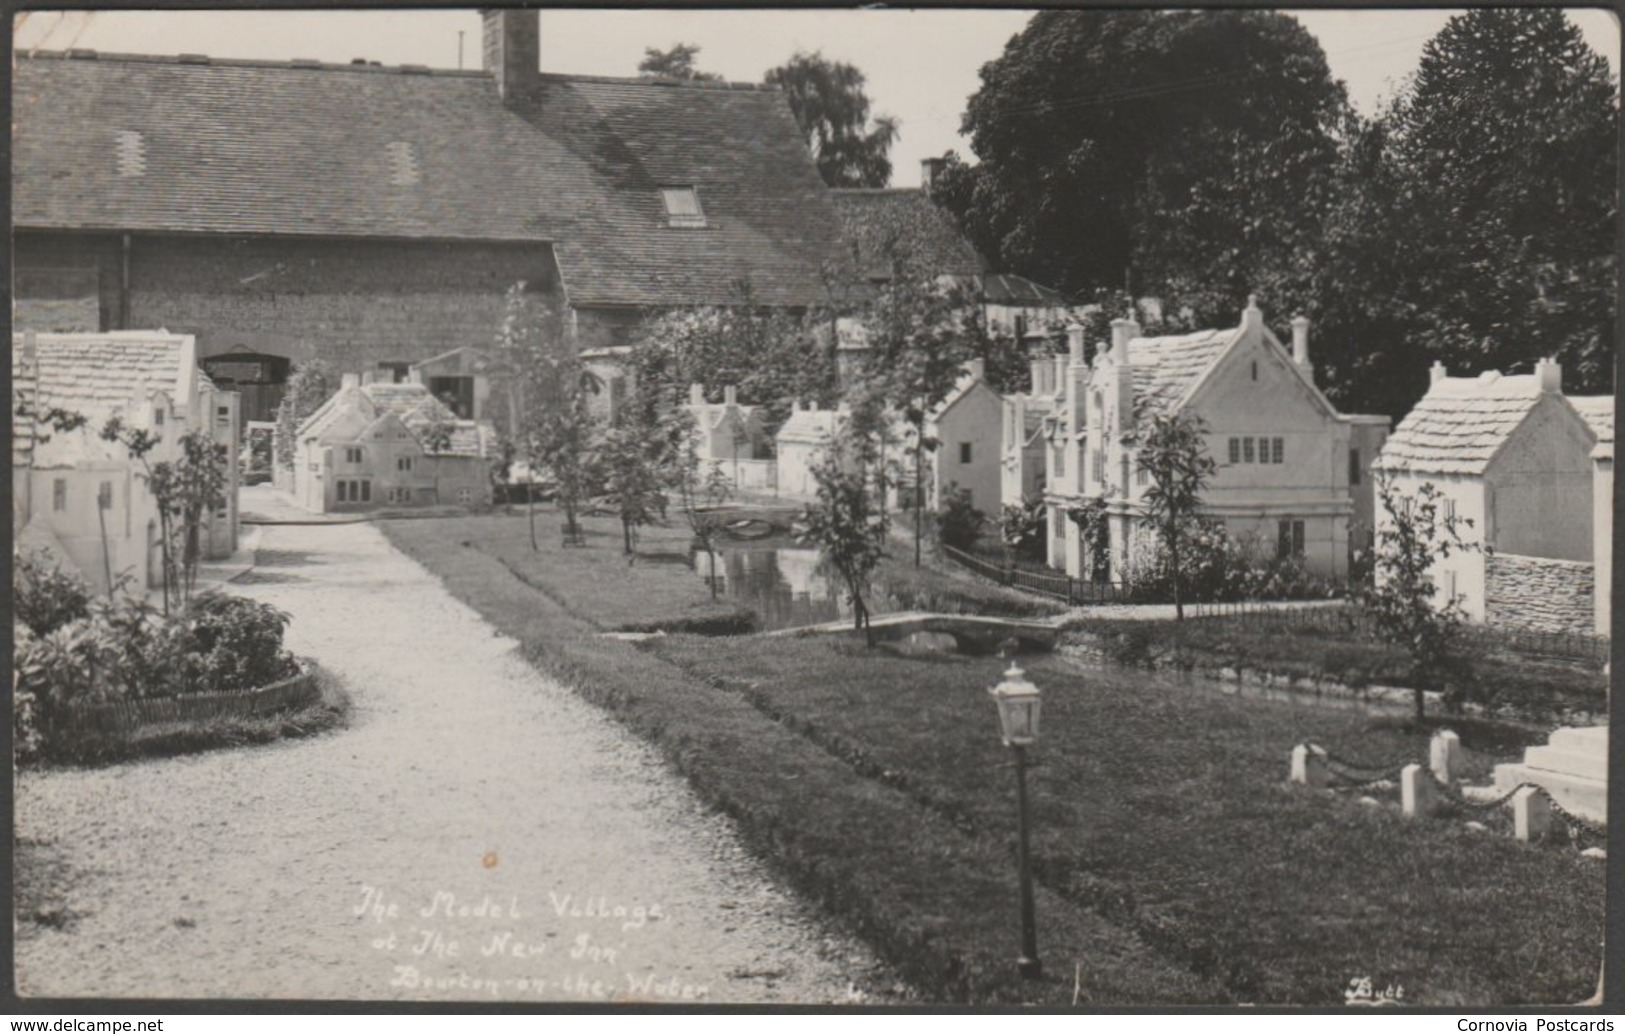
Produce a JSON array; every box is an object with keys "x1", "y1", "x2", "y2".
[{"x1": 61, "y1": 661, "x2": 318, "y2": 737}]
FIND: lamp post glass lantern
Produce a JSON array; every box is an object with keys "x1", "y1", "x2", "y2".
[{"x1": 989, "y1": 663, "x2": 1042, "y2": 979}]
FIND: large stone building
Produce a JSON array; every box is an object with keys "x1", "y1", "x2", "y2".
[
  {"x1": 12, "y1": 11, "x2": 847, "y2": 421},
  {"x1": 1374, "y1": 359, "x2": 1609, "y2": 634},
  {"x1": 1041, "y1": 299, "x2": 1389, "y2": 583}
]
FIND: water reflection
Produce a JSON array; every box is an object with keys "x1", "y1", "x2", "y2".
[{"x1": 696, "y1": 547, "x2": 870, "y2": 631}]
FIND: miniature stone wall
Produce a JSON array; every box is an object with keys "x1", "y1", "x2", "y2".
[{"x1": 1485, "y1": 552, "x2": 1595, "y2": 635}]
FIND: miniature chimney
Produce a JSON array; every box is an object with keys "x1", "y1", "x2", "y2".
[
  {"x1": 965, "y1": 358, "x2": 986, "y2": 383},
  {"x1": 20, "y1": 330, "x2": 37, "y2": 372},
  {"x1": 341, "y1": 373, "x2": 361, "y2": 390},
  {"x1": 689, "y1": 383, "x2": 705, "y2": 406},
  {"x1": 920, "y1": 157, "x2": 946, "y2": 197},
  {"x1": 1535, "y1": 356, "x2": 1562, "y2": 394},
  {"x1": 1291, "y1": 315, "x2": 1311, "y2": 368},
  {"x1": 482, "y1": 8, "x2": 539, "y2": 103},
  {"x1": 1110, "y1": 312, "x2": 1141, "y2": 355},
  {"x1": 1029, "y1": 357, "x2": 1049, "y2": 396},
  {"x1": 1066, "y1": 323, "x2": 1087, "y2": 365},
  {"x1": 1241, "y1": 294, "x2": 1264, "y2": 333},
  {"x1": 1430, "y1": 360, "x2": 1448, "y2": 386},
  {"x1": 724, "y1": 384, "x2": 738, "y2": 406},
  {"x1": 1052, "y1": 355, "x2": 1068, "y2": 392}
]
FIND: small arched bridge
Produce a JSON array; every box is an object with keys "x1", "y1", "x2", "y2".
[{"x1": 765, "y1": 611, "x2": 1060, "y2": 653}]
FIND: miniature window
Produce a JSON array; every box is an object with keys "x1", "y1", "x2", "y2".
[
  {"x1": 661, "y1": 187, "x2": 707, "y2": 228},
  {"x1": 98, "y1": 481, "x2": 113, "y2": 510},
  {"x1": 457, "y1": 488, "x2": 474, "y2": 504},
  {"x1": 346, "y1": 447, "x2": 364, "y2": 464},
  {"x1": 1251, "y1": 361, "x2": 1258, "y2": 381},
  {"x1": 1136, "y1": 463, "x2": 1148, "y2": 487},
  {"x1": 1091, "y1": 450, "x2": 1104, "y2": 483},
  {"x1": 1277, "y1": 519, "x2": 1305, "y2": 559},
  {"x1": 1349, "y1": 448, "x2": 1362, "y2": 485},
  {"x1": 1272, "y1": 437, "x2": 1284, "y2": 464},
  {"x1": 154, "y1": 409, "x2": 165, "y2": 426},
  {"x1": 1243, "y1": 437, "x2": 1255, "y2": 464},
  {"x1": 53, "y1": 478, "x2": 67, "y2": 512},
  {"x1": 959, "y1": 442, "x2": 972, "y2": 464},
  {"x1": 1052, "y1": 508, "x2": 1065, "y2": 540},
  {"x1": 1120, "y1": 455, "x2": 1130, "y2": 494},
  {"x1": 378, "y1": 362, "x2": 412, "y2": 384},
  {"x1": 1228, "y1": 438, "x2": 1240, "y2": 464},
  {"x1": 1014, "y1": 315, "x2": 1028, "y2": 339},
  {"x1": 1054, "y1": 446, "x2": 1065, "y2": 478},
  {"x1": 397, "y1": 456, "x2": 414, "y2": 473}
]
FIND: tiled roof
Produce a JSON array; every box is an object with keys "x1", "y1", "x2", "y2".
[
  {"x1": 829, "y1": 189, "x2": 987, "y2": 280},
  {"x1": 1125, "y1": 328, "x2": 1237, "y2": 415},
  {"x1": 1569, "y1": 395, "x2": 1613, "y2": 445},
  {"x1": 14, "y1": 53, "x2": 845, "y2": 308},
  {"x1": 1376, "y1": 373, "x2": 1549, "y2": 475},
  {"x1": 776, "y1": 407, "x2": 846, "y2": 444},
  {"x1": 11, "y1": 331, "x2": 193, "y2": 468}
]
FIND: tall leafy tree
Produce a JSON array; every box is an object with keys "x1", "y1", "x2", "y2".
[
  {"x1": 1386, "y1": 8, "x2": 1617, "y2": 394},
  {"x1": 765, "y1": 52, "x2": 899, "y2": 188},
  {"x1": 638, "y1": 43, "x2": 722, "y2": 81},
  {"x1": 796, "y1": 433, "x2": 890, "y2": 646},
  {"x1": 1135, "y1": 410, "x2": 1217, "y2": 622},
  {"x1": 942, "y1": 10, "x2": 1346, "y2": 322}
]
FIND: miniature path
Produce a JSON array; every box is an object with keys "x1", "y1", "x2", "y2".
[{"x1": 15, "y1": 521, "x2": 890, "y2": 1004}]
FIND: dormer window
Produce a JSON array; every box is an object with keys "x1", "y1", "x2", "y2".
[{"x1": 661, "y1": 187, "x2": 707, "y2": 228}]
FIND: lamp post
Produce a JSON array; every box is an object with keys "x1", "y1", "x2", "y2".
[{"x1": 989, "y1": 662, "x2": 1042, "y2": 979}]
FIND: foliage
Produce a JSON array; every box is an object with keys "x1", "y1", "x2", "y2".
[
  {"x1": 637, "y1": 42, "x2": 721, "y2": 81},
  {"x1": 672, "y1": 410, "x2": 736, "y2": 599},
  {"x1": 796, "y1": 437, "x2": 890, "y2": 645},
  {"x1": 630, "y1": 294, "x2": 833, "y2": 445},
  {"x1": 181, "y1": 593, "x2": 300, "y2": 694},
  {"x1": 100, "y1": 418, "x2": 229, "y2": 614},
  {"x1": 1356, "y1": 471, "x2": 1479, "y2": 721},
  {"x1": 596, "y1": 411, "x2": 680, "y2": 556},
  {"x1": 934, "y1": 484, "x2": 984, "y2": 552},
  {"x1": 1135, "y1": 410, "x2": 1217, "y2": 620},
  {"x1": 764, "y1": 51, "x2": 899, "y2": 188},
  {"x1": 1000, "y1": 498, "x2": 1047, "y2": 564},
  {"x1": 485, "y1": 281, "x2": 599, "y2": 546},
  {"x1": 941, "y1": 10, "x2": 1346, "y2": 318},
  {"x1": 13, "y1": 551, "x2": 93, "y2": 636},
  {"x1": 1384, "y1": 8, "x2": 1617, "y2": 397},
  {"x1": 274, "y1": 360, "x2": 332, "y2": 470}
]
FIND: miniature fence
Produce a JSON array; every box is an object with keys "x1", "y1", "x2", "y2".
[
  {"x1": 1289, "y1": 730, "x2": 1606, "y2": 850},
  {"x1": 941, "y1": 545, "x2": 1135, "y2": 605},
  {"x1": 62, "y1": 664, "x2": 319, "y2": 737}
]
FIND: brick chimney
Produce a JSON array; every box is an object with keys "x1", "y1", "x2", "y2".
[
  {"x1": 482, "y1": 8, "x2": 539, "y2": 103},
  {"x1": 964, "y1": 358, "x2": 986, "y2": 383},
  {"x1": 341, "y1": 373, "x2": 361, "y2": 390},
  {"x1": 1066, "y1": 323, "x2": 1087, "y2": 366},
  {"x1": 1110, "y1": 310, "x2": 1141, "y2": 355},
  {"x1": 1430, "y1": 360, "x2": 1448, "y2": 386},
  {"x1": 1291, "y1": 315, "x2": 1311, "y2": 369}
]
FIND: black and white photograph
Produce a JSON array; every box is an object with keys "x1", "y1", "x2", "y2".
[{"x1": 9, "y1": 5, "x2": 1619, "y2": 1010}]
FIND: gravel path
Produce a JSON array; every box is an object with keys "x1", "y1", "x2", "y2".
[{"x1": 15, "y1": 521, "x2": 894, "y2": 1003}]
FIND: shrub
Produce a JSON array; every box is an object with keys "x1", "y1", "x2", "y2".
[
  {"x1": 14, "y1": 552, "x2": 93, "y2": 636},
  {"x1": 934, "y1": 483, "x2": 984, "y2": 552},
  {"x1": 999, "y1": 498, "x2": 1047, "y2": 563},
  {"x1": 181, "y1": 594, "x2": 300, "y2": 693}
]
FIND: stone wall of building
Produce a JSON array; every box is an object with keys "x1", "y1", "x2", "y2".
[
  {"x1": 14, "y1": 232, "x2": 561, "y2": 372},
  {"x1": 1485, "y1": 552, "x2": 1596, "y2": 635}
]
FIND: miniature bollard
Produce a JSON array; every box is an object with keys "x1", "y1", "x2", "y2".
[
  {"x1": 1429, "y1": 729, "x2": 1465, "y2": 785},
  {"x1": 1400, "y1": 763, "x2": 1435, "y2": 818},
  {"x1": 1513, "y1": 786, "x2": 1552, "y2": 843},
  {"x1": 1291, "y1": 744, "x2": 1329, "y2": 788}
]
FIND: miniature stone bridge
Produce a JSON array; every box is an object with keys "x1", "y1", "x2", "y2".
[{"x1": 765, "y1": 610, "x2": 1060, "y2": 653}]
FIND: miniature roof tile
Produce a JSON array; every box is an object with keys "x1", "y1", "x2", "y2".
[
  {"x1": 11, "y1": 331, "x2": 193, "y2": 468},
  {"x1": 14, "y1": 52, "x2": 846, "y2": 309},
  {"x1": 1569, "y1": 395, "x2": 1613, "y2": 445},
  {"x1": 1125, "y1": 328, "x2": 1237, "y2": 415},
  {"x1": 1376, "y1": 373, "x2": 1550, "y2": 475}
]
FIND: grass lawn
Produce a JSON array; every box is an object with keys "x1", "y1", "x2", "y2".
[{"x1": 380, "y1": 508, "x2": 1605, "y2": 1006}]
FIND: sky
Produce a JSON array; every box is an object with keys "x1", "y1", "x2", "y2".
[{"x1": 15, "y1": 7, "x2": 1621, "y2": 188}]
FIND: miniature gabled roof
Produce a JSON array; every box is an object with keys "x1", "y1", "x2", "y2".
[
  {"x1": 978, "y1": 273, "x2": 1068, "y2": 307},
  {"x1": 776, "y1": 407, "x2": 847, "y2": 444},
  {"x1": 11, "y1": 331, "x2": 196, "y2": 468},
  {"x1": 1125, "y1": 328, "x2": 1239, "y2": 416},
  {"x1": 14, "y1": 52, "x2": 845, "y2": 309},
  {"x1": 1376, "y1": 372, "x2": 1559, "y2": 476}
]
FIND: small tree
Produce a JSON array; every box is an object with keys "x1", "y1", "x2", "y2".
[
  {"x1": 934, "y1": 483, "x2": 984, "y2": 553},
  {"x1": 274, "y1": 361, "x2": 331, "y2": 472},
  {"x1": 1000, "y1": 497, "x2": 1047, "y2": 564},
  {"x1": 672, "y1": 414, "x2": 735, "y2": 599},
  {"x1": 638, "y1": 42, "x2": 722, "y2": 81},
  {"x1": 1135, "y1": 410, "x2": 1217, "y2": 621},
  {"x1": 1357, "y1": 470, "x2": 1478, "y2": 722},
  {"x1": 796, "y1": 438, "x2": 889, "y2": 646},
  {"x1": 597, "y1": 414, "x2": 676, "y2": 557}
]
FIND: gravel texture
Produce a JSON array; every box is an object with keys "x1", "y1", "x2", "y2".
[{"x1": 15, "y1": 521, "x2": 897, "y2": 1004}]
